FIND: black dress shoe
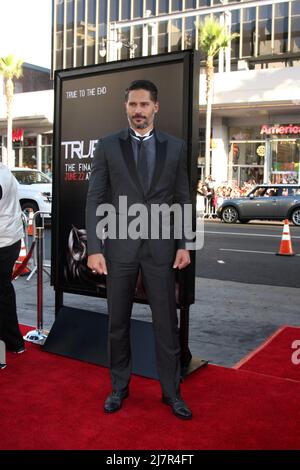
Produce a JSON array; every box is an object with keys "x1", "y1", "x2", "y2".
[
  {"x1": 162, "y1": 396, "x2": 192, "y2": 420},
  {"x1": 104, "y1": 389, "x2": 129, "y2": 413}
]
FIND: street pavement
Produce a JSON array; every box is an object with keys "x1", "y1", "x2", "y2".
[
  {"x1": 197, "y1": 221, "x2": 300, "y2": 287},
  {"x1": 15, "y1": 220, "x2": 300, "y2": 367}
]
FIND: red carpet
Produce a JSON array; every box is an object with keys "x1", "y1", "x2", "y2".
[
  {"x1": 234, "y1": 326, "x2": 300, "y2": 382},
  {"x1": 1, "y1": 325, "x2": 300, "y2": 450}
]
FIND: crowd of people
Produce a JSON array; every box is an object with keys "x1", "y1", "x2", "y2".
[
  {"x1": 197, "y1": 176, "x2": 257, "y2": 214},
  {"x1": 197, "y1": 175, "x2": 299, "y2": 214}
]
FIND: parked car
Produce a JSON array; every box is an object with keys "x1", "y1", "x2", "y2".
[
  {"x1": 11, "y1": 168, "x2": 52, "y2": 219},
  {"x1": 217, "y1": 184, "x2": 300, "y2": 226}
]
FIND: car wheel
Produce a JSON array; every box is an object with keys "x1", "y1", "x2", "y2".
[
  {"x1": 291, "y1": 208, "x2": 300, "y2": 226},
  {"x1": 221, "y1": 206, "x2": 239, "y2": 224}
]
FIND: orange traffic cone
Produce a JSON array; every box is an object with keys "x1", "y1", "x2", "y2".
[
  {"x1": 27, "y1": 209, "x2": 34, "y2": 236},
  {"x1": 277, "y1": 219, "x2": 294, "y2": 256},
  {"x1": 14, "y1": 239, "x2": 31, "y2": 275}
]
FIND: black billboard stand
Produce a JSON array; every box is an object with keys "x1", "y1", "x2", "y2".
[{"x1": 44, "y1": 51, "x2": 208, "y2": 380}]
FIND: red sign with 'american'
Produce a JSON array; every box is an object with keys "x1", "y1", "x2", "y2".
[{"x1": 260, "y1": 124, "x2": 300, "y2": 135}]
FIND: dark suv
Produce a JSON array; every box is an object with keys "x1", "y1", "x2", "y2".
[{"x1": 217, "y1": 184, "x2": 300, "y2": 225}]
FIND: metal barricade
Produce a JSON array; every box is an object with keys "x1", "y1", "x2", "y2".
[
  {"x1": 197, "y1": 195, "x2": 218, "y2": 219},
  {"x1": 23, "y1": 226, "x2": 48, "y2": 345},
  {"x1": 26, "y1": 211, "x2": 51, "y2": 280}
]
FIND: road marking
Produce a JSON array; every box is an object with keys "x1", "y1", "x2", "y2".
[
  {"x1": 206, "y1": 230, "x2": 300, "y2": 239},
  {"x1": 219, "y1": 248, "x2": 300, "y2": 256}
]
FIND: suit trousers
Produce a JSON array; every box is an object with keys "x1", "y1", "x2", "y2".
[
  {"x1": 0, "y1": 239, "x2": 24, "y2": 351},
  {"x1": 106, "y1": 240, "x2": 181, "y2": 398}
]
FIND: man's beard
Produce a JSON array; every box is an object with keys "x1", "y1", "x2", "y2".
[{"x1": 128, "y1": 113, "x2": 155, "y2": 130}]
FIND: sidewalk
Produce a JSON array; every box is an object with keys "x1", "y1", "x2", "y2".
[{"x1": 14, "y1": 274, "x2": 300, "y2": 367}]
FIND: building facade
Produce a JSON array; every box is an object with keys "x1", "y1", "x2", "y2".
[
  {"x1": 0, "y1": 63, "x2": 53, "y2": 172},
  {"x1": 51, "y1": 0, "x2": 300, "y2": 185}
]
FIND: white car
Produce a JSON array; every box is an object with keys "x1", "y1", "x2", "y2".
[{"x1": 11, "y1": 168, "x2": 52, "y2": 219}]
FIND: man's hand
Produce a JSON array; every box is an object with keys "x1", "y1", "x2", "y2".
[
  {"x1": 87, "y1": 253, "x2": 108, "y2": 275},
  {"x1": 173, "y1": 249, "x2": 191, "y2": 270}
]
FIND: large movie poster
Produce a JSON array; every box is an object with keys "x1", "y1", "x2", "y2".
[{"x1": 52, "y1": 52, "x2": 199, "y2": 305}]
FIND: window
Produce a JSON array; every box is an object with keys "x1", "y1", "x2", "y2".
[
  {"x1": 159, "y1": 0, "x2": 169, "y2": 14},
  {"x1": 257, "y1": 5, "x2": 272, "y2": 56},
  {"x1": 66, "y1": 0, "x2": 74, "y2": 68},
  {"x1": 98, "y1": 0, "x2": 107, "y2": 63},
  {"x1": 133, "y1": 25, "x2": 143, "y2": 58},
  {"x1": 133, "y1": 0, "x2": 143, "y2": 18},
  {"x1": 272, "y1": 141, "x2": 299, "y2": 173},
  {"x1": 12, "y1": 171, "x2": 51, "y2": 185},
  {"x1": 87, "y1": 0, "x2": 96, "y2": 65},
  {"x1": 185, "y1": 16, "x2": 196, "y2": 49},
  {"x1": 110, "y1": 0, "x2": 119, "y2": 21},
  {"x1": 198, "y1": 0, "x2": 210, "y2": 6},
  {"x1": 146, "y1": 0, "x2": 156, "y2": 15},
  {"x1": 76, "y1": 0, "x2": 85, "y2": 67},
  {"x1": 241, "y1": 8, "x2": 256, "y2": 57},
  {"x1": 55, "y1": 0, "x2": 64, "y2": 70},
  {"x1": 158, "y1": 22, "x2": 168, "y2": 53},
  {"x1": 120, "y1": 27, "x2": 131, "y2": 60},
  {"x1": 42, "y1": 134, "x2": 53, "y2": 175},
  {"x1": 185, "y1": 0, "x2": 196, "y2": 9},
  {"x1": 291, "y1": 2, "x2": 300, "y2": 53},
  {"x1": 122, "y1": 0, "x2": 131, "y2": 19},
  {"x1": 273, "y1": 2, "x2": 288, "y2": 54},
  {"x1": 231, "y1": 10, "x2": 240, "y2": 59},
  {"x1": 169, "y1": 19, "x2": 182, "y2": 51},
  {"x1": 171, "y1": 0, "x2": 182, "y2": 12}
]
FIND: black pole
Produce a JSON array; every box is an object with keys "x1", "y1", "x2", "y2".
[{"x1": 36, "y1": 227, "x2": 44, "y2": 332}]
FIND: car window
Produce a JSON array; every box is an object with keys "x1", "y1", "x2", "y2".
[
  {"x1": 12, "y1": 171, "x2": 51, "y2": 185},
  {"x1": 278, "y1": 187, "x2": 300, "y2": 196},
  {"x1": 252, "y1": 187, "x2": 267, "y2": 197},
  {"x1": 265, "y1": 188, "x2": 278, "y2": 197},
  {"x1": 281, "y1": 187, "x2": 289, "y2": 196}
]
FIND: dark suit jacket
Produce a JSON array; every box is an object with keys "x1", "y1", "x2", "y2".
[{"x1": 85, "y1": 128, "x2": 191, "y2": 265}]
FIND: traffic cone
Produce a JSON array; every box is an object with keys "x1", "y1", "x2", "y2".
[
  {"x1": 277, "y1": 219, "x2": 294, "y2": 256},
  {"x1": 14, "y1": 239, "x2": 31, "y2": 276},
  {"x1": 27, "y1": 209, "x2": 34, "y2": 236}
]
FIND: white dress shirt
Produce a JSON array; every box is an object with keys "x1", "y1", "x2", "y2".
[{"x1": 0, "y1": 164, "x2": 24, "y2": 248}]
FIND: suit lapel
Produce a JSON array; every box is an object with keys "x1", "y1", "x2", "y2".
[
  {"x1": 119, "y1": 128, "x2": 168, "y2": 197},
  {"x1": 119, "y1": 130, "x2": 144, "y2": 196},
  {"x1": 147, "y1": 130, "x2": 168, "y2": 196}
]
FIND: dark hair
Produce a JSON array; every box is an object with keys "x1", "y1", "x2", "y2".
[{"x1": 125, "y1": 80, "x2": 158, "y2": 102}]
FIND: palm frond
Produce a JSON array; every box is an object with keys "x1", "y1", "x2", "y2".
[
  {"x1": 198, "y1": 16, "x2": 239, "y2": 58},
  {"x1": 0, "y1": 54, "x2": 23, "y2": 79}
]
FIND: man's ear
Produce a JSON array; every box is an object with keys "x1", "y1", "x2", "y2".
[{"x1": 155, "y1": 101, "x2": 159, "y2": 113}]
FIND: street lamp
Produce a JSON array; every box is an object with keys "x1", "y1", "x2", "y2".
[{"x1": 99, "y1": 37, "x2": 137, "y2": 59}]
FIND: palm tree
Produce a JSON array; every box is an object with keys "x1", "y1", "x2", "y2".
[
  {"x1": 0, "y1": 55, "x2": 23, "y2": 167},
  {"x1": 198, "y1": 16, "x2": 238, "y2": 177}
]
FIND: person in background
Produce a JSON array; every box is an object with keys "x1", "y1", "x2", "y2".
[
  {"x1": 44, "y1": 164, "x2": 52, "y2": 179},
  {"x1": 0, "y1": 164, "x2": 26, "y2": 370}
]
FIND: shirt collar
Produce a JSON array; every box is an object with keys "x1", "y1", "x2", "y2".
[{"x1": 129, "y1": 127, "x2": 154, "y2": 140}]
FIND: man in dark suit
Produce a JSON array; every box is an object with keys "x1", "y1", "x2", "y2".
[{"x1": 86, "y1": 80, "x2": 192, "y2": 419}]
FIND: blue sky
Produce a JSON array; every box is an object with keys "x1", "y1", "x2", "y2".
[{"x1": 0, "y1": 0, "x2": 52, "y2": 69}]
